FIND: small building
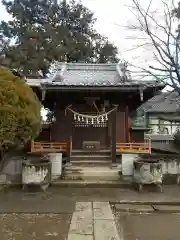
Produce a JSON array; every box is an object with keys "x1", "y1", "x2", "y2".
[
  {"x1": 27, "y1": 62, "x2": 164, "y2": 164},
  {"x1": 134, "y1": 91, "x2": 180, "y2": 154},
  {"x1": 137, "y1": 91, "x2": 180, "y2": 135}
]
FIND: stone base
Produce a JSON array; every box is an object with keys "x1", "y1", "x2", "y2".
[
  {"x1": 153, "y1": 205, "x2": 180, "y2": 213},
  {"x1": 115, "y1": 203, "x2": 154, "y2": 213}
]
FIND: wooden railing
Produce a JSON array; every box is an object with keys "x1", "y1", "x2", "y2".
[
  {"x1": 31, "y1": 141, "x2": 68, "y2": 153},
  {"x1": 116, "y1": 141, "x2": 151, "y2": 154},
  {"x1": 31, "y1": 141, "x2": 151, "y2": 154}
]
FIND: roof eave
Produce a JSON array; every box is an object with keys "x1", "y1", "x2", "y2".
[
  {"x1": 158, "y1": 114, "x2": 180, "y2": 122},
  {"x1": 39, "y1": 83, "x2": 164, "y2": 91}
]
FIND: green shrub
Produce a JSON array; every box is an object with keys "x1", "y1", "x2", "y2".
[{"x1": 0, "y1": 67, "x2": 41, "y2": 159}]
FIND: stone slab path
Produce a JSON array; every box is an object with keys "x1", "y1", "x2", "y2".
[{"x1": 67, "y1": 201, "x2": 121, "y2": 240}]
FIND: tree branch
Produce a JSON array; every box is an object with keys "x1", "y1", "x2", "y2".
[{"x1": 125, "y1": 0, "x2": 180, "y2": 92}]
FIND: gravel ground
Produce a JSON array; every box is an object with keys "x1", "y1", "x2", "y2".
[
  {"x1": 0, "y1": 213, "x2": 71, "y2": 240},
  {"x1": 114, "y1": 211, "x2": 180, "y2": 240}
]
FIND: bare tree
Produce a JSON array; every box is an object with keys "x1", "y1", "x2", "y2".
[{"x1": 125, "y1": 0, "x2": 180, "y2": 92}]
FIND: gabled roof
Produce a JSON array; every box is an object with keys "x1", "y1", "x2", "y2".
[
  {"x1": 26, "y1": 62, "x2": 164, "y2": 89},
  {"x1": 49, "y1": 63, "x2": 123, "y2": 86},
  {"x1": 137, "y1": 91, "x2": 180, "y2": 114},
  {"x1": 144, "y1": 134, "x2": 174, "y2": 141},
  {"x1": 159, "y1": 115, "x2": 180, "y2": 122},
  {"x1": 151, "y1": 142, "x2": 180, "y2": 154}
]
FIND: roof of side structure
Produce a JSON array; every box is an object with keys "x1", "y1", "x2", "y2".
[{"x1": 137, "y1": 91, "x2": 180, "y2": 113}]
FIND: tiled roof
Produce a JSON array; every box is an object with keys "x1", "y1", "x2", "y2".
[
  {"x1": 151, "y1": 142, "x2": 180, "y2": 153},
  {"x1": 144, "y1": 134, "x2": 174, "y2": 141},
  {"x1": 138, "y1": 91, "x2": 180, "y2": 113},
  {"x1": 50, "y1": 63, "x2": 122, "y2": 86},
  {"x1": 26, "y1": 62, "x2": 164, "y2": 88},
  {"x1": 159, "y1": 115, "x2": 180, "y2": 122}
]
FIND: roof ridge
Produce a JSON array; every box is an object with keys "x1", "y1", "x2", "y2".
[
  {"x1": 58, "y1": 62, "x2": 117, "y2": 66},
  {"x1": 64, "y1": 68, "x2": 116, "y2": 71}
]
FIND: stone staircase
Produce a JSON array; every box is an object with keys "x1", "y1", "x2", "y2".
[
  {"x1": 62, "y1": 150, "x2": 122, "y2": 181},
  {"x1": 70, "y1": 149, "x2": 112, "y2": 166}
]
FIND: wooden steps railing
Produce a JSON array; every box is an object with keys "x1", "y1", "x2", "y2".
[
  {"x1": 31, "y1": 141, "x2": 68, "y2": 153},
  {"x1": 31, "y1": 141, "x2": 151, "y2": 153},
  {"x1": 116, "y1": 141, "x2": 151, "y2": 153}
]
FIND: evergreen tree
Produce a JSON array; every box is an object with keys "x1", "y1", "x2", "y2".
[
  {"x1": 0, "y1": 0, "x2": 119, "y2": 77},
  {"x1": 0, "y1": 67, "x2": 41, "y2": 162}
]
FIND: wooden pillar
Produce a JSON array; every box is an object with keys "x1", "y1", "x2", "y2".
[
  {"x1": 111, "y1": 108, "x2": 117, "y2": 163},
  {"x1": 66, "y1": 110, "x2": 72, "y2": 163},
  {"x1": 41, "y1": 89, "x2": 46, "y2": 101},
  {"x1": 107, "y1": 112, "x2": 112, "y2": 148},
  {"x1": 125, "y1": 105, "x2": 130, "y2": 142},
  {"x1": 49, "y1": 126, "x2": 52, "y2": 141}
]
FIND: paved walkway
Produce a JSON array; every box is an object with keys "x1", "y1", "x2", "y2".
[
  {"x1": 1, "y1": 187, "x2": 180, "y2": 239},
  {"x1": 68, "y1": 202, "x2": 121, "y2": 240},
  {"x1": 1, "y1": 186, "x2": 180, "y2": 213}
]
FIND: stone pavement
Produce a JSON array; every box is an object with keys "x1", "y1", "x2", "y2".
[
  {"x1": 114, "y1": 203, "x2": 180, "y2": 213},
  {"x1": 68, "y1": 202, "x2": 120, "y2": 240},
  {"x1": 1, "y1": 186, "x2": 180, "y2": 239},
  {"x1": 1, "y1": 186, "x2": 180, "y2": 213}
]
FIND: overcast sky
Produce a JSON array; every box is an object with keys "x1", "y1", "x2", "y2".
[
  {"x1": 0, "y1": 0, "x2": 179, "y2": 70},
  {"x1": 0, "y1": 0, "x2": 147, "y2": 61}
]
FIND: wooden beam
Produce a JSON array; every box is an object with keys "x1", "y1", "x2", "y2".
[
  {"x1": 66, "y1": 110, "x2": 73, "y2": 163},
  {"x1": 111, "y1": 108, "x2": 117, "y2": 163},
  {"x1": 125, "y1": 105, "x2": 130, "y2": 142},
  {"x1": 84, "y1": 97, "x2": 100, "y2": 100},
  {"x1": 41, "y1": 89, "x2": 46, "y2": 101}
]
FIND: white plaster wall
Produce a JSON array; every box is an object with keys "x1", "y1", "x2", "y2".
[
  {"x1": 48, "y1": 153, "x2": 62, "y2": 180},
  {"x1": 149, "y1": 123, "x2": 179, "y2": 135},
  {"x1": 122, "y1": 154, "x2": 138, "y2": 176},
  {"x1": 122, "y1": 154, "x2": 180, "y2": 177},
  {"x1": 1, "y1": 156, "x2": 22, "y2": 182},
  {"x1": 156, "y1": 160, "x2": 180, "y2": 175},
  {"x1": 3, "y1": 157, "x2": 22, "y2": 175}
]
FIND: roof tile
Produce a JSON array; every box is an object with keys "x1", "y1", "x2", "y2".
[
  {"x1": 138, "y1": 91, "x2": 180, "y2": 113},
  {"x1": 26, "y1": 62, "x2": 164, "y2": 88}
]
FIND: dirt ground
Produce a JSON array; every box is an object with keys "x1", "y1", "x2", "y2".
[
  {"x1": 0, "y1": 213, "x2": 71, "y2": 240},
  {"x1": 115, "y1": 211, "x2": 180, "y2": 240}
]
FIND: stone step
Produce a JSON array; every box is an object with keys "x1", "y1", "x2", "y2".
[
  {"x1": 71, "y1": 155, "x2": 112, "y2": 158},
  {"x1": 64, "y1": 169, "x2": 122, "y2": 174},
  {"x1": 71, "y1": 150, "x2": 111, "y2": 156},
  {"x1": 63, "y1": 170, "x2": 122, "y2": 176},
  {"x1": 64, "y1": 165, "x2": 121, "y2": 171},
  {"x1": 70, "y1": 160, "x2": 112, "y2": 166},
  {"x1": 51, "y1": 179, "x2": 130, "y2": 188},
  {"x1": 63, "y1": 165, "x2": 122, "y2": 181},
  {"x1": 70, "y1": 156, "x2": 112, "y2": 162},
  {"x1": 62, "y1": 174, "x2": 121, "y2": 181}
]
